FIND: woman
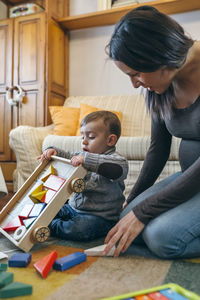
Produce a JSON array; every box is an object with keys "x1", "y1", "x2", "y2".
[{"x1": 103, "y1": 5, "x2": 200, "y2": 259}]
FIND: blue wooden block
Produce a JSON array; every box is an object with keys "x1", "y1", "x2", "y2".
[
  {"x1": 0, "y1": 264, "x2": 7, "y2": 271},
  {"x1": 8, "y1": 253, "x2": 32, "y2": 267},
  {"x1": 53, "y1": 252, "x2": 86, "y2": 271},
  {"x1": 160, "y1": 289, "x2": 188, "y2": 300},
  {"x1": 0, "y1": 272, "x2": 13, "y2": 288}
]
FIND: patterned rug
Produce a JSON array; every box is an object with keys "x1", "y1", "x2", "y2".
[{"x1": 0, "y1": 235, "x2": 200, "y2": 300}]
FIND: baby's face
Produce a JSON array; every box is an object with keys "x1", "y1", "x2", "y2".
[{"x1": 81, "y1": 119, "x2": 110, "y2": 154}]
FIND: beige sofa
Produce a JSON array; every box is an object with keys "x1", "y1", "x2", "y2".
[{"x1": 9, "y1": 94, "x2": 181, "y2": 197}]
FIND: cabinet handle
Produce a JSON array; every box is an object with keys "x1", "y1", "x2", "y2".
[{"x1": 6, "y1": 85, "x2": 25, "y2": 106}]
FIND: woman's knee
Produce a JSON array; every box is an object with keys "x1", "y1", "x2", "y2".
[{"x1": 143, "y1": 221, "x2": 186, "y2": 259}]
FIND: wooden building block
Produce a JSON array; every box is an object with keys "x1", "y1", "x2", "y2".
[
  {"x1": 19, "y1": 204, "x2": 34, "y2": 219},
  {"x1": 23, "y1": 217, "x2": 37, "y2": 229},
  {"x1": 0, "y1": 281, "x2": 32, "y2": 298},
  {"x1": 0, "y1": 264, "x2": 7, "y2": 271},
  {"x1": 43, "y1": 175, "x2": 66, "y2": 191},
  {"x1": 41, "y1": 189, "x2": 56, "y2": 204},
  {"x1": 3, "y1": 216, "x2": 23, "y2": 232},
  {"x1": 41, "y1": 165, "x2": 56, "y2": 182},
  {"x1": 29, "y1": 203, "x2": 46, "y2": 218},
  {"x1": 53, "y1": 252, "x2": 86, "y2": 271},
  {"x1": 135, "y1": 295, "x2": 152, "y2": 300},
  {"x1": 34, "y1": 251, "x2": 58, "y2": 278},
  {"x1": 8, "y1": 253, "x2": 31, "y2": 267},
  {"x1": 148, "y1": 291, "x2": 169, "y2": 300},
  {"x1": 84, "y1": 244, "x2": 116, "y2": 256},
  {"x1": 0, "y1": 272, "x2": 13, "y2": 288},
  {"x1": 160, "y1": 289, "x2": 188, "y2": 300}
]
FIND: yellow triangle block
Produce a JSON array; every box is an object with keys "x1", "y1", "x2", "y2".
[
  {"x1": 29, "y1": 184, "x2": 46, "y2": 203},
  {"x1": 31, "y1": 190, "x2": 47, "y2": 201},
  {"x1": 41, "y1": 165, "x2": 57, "y2": 182}
]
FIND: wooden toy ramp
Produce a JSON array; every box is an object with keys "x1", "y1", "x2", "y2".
[{"x1": 0, "y1": 156, "x2": 87, "y2": 252}]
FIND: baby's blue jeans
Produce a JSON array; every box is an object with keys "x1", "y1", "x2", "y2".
[
  {"x1": 121, "y1": 172, "x2": 200, "y2": 259},
  {"x1": 49, "y1": 203, "x2": 116, "y2": 241}
]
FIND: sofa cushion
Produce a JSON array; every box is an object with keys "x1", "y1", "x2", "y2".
[
  {"x1": 49, "y1": 106, "x2": 80, "y2": 136},
  {"x1": 75, "y1": 103, "x2": 123, "y2": 136},
  {"x1": 64, "y1": 95, "x2": 151, "y2": 137}
]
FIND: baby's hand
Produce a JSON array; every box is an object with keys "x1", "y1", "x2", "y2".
[
  {"x1": 71, "y1": 155, "x2": 84, "y2": 167},
  {"x1": 37, "y1": 148, "x2": 57, "y2": 162}
]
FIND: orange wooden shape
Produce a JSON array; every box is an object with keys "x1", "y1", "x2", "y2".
[
  {"x1": 33, "y1": 251, "x2": 58, "y2": 278},
  {"x1": 3, "y1": 216, "x2": 23, "y2": 232},
  {"x1": 135, "y1": 295, "x2": 152, "y2": 300}
]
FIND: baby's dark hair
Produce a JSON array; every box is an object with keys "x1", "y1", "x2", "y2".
[{"x1": 81, "y1": 110, "x2": 121, "y2": 140}]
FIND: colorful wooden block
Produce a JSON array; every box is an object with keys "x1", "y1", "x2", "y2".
[
  {"x1": 84, "y1": 244, "x2": 116, "y2": 257},
  {"x1": 43, "y1": 175, "x2": 66, "y2": 192},
  {"x1": 13, "y1": 226, "x2": 27, "y2": 241},
  {"x1": 41, "y1": 165, "x2": 56, "y2": 182},
  {"x1": 29, "y1": 203, "x2": 46, "y2": 218},
  {"x1": 8, "y1": 253, "x2": 31, "y2": 267},
  {"x1": 160, "y1": 289, "x2": 188, "y2": 300},
  {"x1": 0, "y1": 264, "x2": 7, "y2": 272},
  {"x1": 41, "y1": 189, "x2": 56, "y2": 204},
  {"x1": 34, "y1": 251, "x2": 58, "y2": 278},
  {"x1": 135, "y1": 295, "x2": 151, "y2": 300},
  {"x1": 3, "y1": 216, "x2": 23, "y2": 232},
  {"x1": 23, "y1": 217, "x2": 37, "y2": 229},
  {"x1": 53, "y1": 251, "x2": 86, "y2": 271},
  {"x1": 0, "y1": 281, "x2": 32, "y2": 298},
  {"x1": 19, "y1": 203, "x2": 34, "y2": 219},
  {"x1": 29, "y1": 184, "x2": 47, "y2": 203},
  {"x1": 148, "y1": 291, "x2": 169, "y2": 300},
  {"x1": 0, "y1": 272, "x2": 13, "y2": 288}
]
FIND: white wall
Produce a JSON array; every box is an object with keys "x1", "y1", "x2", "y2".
[{"x1": 69, "y1": 1, "x2": 200, "y2": 96}]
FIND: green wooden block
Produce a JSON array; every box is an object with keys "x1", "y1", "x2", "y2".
[
  {"x1": 0, "y1": 281, "x2": 32, "y2": 298},
  {"x1": 0, "y1": 272, "x2": 13, "y2": 288},
  {"x1": 0, "y1": 264, "x2": 7, "y2": 272}
]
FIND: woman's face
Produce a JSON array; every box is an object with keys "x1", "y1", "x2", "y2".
[{"x1": 115, "y1": 61, "x2": 175, "y2": 94}]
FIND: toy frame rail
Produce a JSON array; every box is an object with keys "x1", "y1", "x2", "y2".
[{"x1": 0, "y1": 156, "x2": 87, "y2": 252}]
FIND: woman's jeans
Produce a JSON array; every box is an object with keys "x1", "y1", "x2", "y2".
[
  {"x1": 121, "y1": 172, "x2": 200, "y2": 259},
  {"x1": 49, "y1": 203, "x2": 116, "y2": 242}
]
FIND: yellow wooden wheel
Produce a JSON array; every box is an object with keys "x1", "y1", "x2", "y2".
[
  {"x1": 33, "y1": 226, "x2": 50, "y2": 243},
  {"x1": 71, "y1": 178, "x2": 85, "y2": 193}
]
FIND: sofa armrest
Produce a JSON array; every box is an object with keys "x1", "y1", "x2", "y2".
[{"x1": 9, "y1": 125, "x2": 53, "y2": 189}]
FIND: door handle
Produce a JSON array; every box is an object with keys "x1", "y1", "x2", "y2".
[{"x1": 6, "y1": 85, "x2": 25, "y2": 106}]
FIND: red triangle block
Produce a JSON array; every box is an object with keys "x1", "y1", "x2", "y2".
[
  {"x1": 33, "y1": 251, "x2": 57, "y2": 278},
  {"x1": 3, "y1": 216, "x2": 23, "y2": 232}
]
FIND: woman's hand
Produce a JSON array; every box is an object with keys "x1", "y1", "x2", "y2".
[
  {"x1": 37, "y1": 148, "x2": 57, "y2": 162},
  {"x1": 71, "y1": 155, "x2": 84, "y2": 167},
  {"x1": 103, "y1": 211, "x2": 145, "y2": 257},
  {"x1": 122, "y1": 200, "x2": 128, "y2": 209}
]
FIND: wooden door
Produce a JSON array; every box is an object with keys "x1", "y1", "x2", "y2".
[
  {"x1": 0, "y1": 19, "x2": 13, "y2": 161},
  {"x1": 13, "y1": 12, "x2": 46, "y2": 128}
]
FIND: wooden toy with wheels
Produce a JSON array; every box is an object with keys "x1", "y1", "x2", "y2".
[{"x1": 0, "y1": 156, "x2": 87, "y2": 252}]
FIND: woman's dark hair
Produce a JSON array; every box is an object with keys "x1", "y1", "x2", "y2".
[
  {"x1": 81, "y1": 110, "x2": 121, "y2": 140},
  {"x1": 106, "y1": 6, "x2": 194, "y2": 119}
]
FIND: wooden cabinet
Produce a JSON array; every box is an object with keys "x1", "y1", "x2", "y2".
[
  {"x1": 0, "y1": 8, "x2": 68, "y2": 191},
  {"x1": 58, "y1": 0, "x2": 200, "y2": 30}
]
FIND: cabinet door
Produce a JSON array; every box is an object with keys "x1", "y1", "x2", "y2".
[
  {"x1": 0, "y1": 19, "x2": 13, "y2": 160},
  {"x1": 13, "y1": 13, "x2": 45, "y2": 128}
]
